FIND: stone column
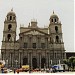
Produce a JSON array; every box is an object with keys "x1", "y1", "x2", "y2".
[
  {"x1": 37, "y1": 53, "x2": 39, "y2": 68},
  {"x1": 2, "y1": 52, "x2": 4, "y2": 60},
  {"x1": 30, "y1": 37, "x2": 31, "y2": 48},
  {"x1": 12, "y1": 53, "x2": 13, "y2": 67},
  {"x1": 38, "y1": 37, "x2": 40, "y2": 48},
  {"x1": 20, "y1": 53, "x2": 22, "y2": 67},
  {"x1": 39, "y1": 53, "x2": 41, "y2": 70},
  {"x1": 49, "y1": 53, "x2": 50, "y2": 68},
  {"x1": 9, "y1": 53, "x2": 11, "y2": 67},
  {"x1": 28, "y1": 53, "x2": 29, "y2": 65},
  {"x1": 28, "y1": 36, "x2": 32, "y2": 48},
  {"x1": 19, "y1": 53, "x2": 20, "y2": 63},
  {"x1": 10, "y1": 53, "x2": 12, "y2": 67},
  {"x1": 46, "y1": 53, "x2": 48, "y2": 68},
  {"x1": 31, "y1": 53, "x2": 32, "y2": 69},
  {"x1": 20, "y1": 52, "x2": 23, "y2": 65},
  {"x1": 19, "y1": 52, "x2": 21, "y2": 67},
  {"x1": 45, "y1": 38, "x2": 48, "y2": 49}
]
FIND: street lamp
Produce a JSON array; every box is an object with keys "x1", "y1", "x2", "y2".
[
  {"x1": 6, "y1": 59, "x2": 8, "y2": 68},
  {"x1": 50, "y1": 60, "x2": 52, "y2": 68},
  {"x1": 51, "y1": 60, "x2": 52, "y2": 65},
  {"x1": 15, "y1": 60, "x2": 18, "y2": 68},
  {"x1": 58, "y1": 60, "x2": 60, "y2": 64}
]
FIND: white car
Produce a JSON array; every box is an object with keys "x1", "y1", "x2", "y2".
[{"x1": 7, "y1": 69, "x2": 13, "y2": 73}]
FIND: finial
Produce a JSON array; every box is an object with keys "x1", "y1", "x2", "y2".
[
  {"x1": 11, "y1": 8, "x2": 13, "y2": 11},
  {"x1": 53, "y1": 10, "x2": 54, "y2": 14}
]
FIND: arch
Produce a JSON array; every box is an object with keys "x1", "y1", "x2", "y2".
[
  {"x1": 51, "y1": 19, "x2": 53, "y2": 22},
  {"x1": 7, "y1": 34, "x2": 11, "y2": 41},
  {"x1": 55, "y1": 18, "x2": 57, "y2": 22},
  {"x1": 55, "y1": 26, "x2": 58, "y2": 33},
  {"x1": 56, "y1": 36, "x2": 59, "y2": 43},
  {"x1": 10, "y1": 16, "x2": 12, "y2": 20},
  {"x1": 32, "y1": 58, "x2": 37, "y2": 69},
  {"x1": 41, "y1": 58, "x2": 46, "y2": 68},
  {"x1": 8, "y1": 24, "x2": 12, "y2": 31},
  {"x1": 23, "y1": 58, "x2": 28, "y2": 65}
]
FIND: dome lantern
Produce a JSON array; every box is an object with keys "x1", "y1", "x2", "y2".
[
  {"x1": 6, "y1": 9, "x2": 16, "y2": 22},
  {"x1": 50, "y1": 11, "x2": 59, "y2": 24}
]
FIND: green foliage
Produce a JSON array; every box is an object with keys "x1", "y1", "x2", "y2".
[
  {"x1": 63, "y1": 59, "x2": 67, "y2": 64},
  {"x1": 69, "y1": 56, "x2": 75, "y2": 63},
  {"x1": 63, "y1": 56, "x2": 75, "y2": 70},
  {"x1": 73, "y1": 59, "x2": 75, "y2": 64}
]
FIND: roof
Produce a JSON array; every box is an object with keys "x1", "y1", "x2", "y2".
[
  {"x1": 19, "y1": 28, "x2": 49, "y2": 35},
  {"x1": 50, "y1": 11, "x2": 58, "y2": 18},
  {"x1": 7, "y1": 9, "x2": 16, "y2": 16}
]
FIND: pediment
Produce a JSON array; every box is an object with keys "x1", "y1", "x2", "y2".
[{"x1": 20, "y1": 29, "x2": 48, "y2": 35}]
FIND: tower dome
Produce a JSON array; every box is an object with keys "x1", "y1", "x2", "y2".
[
  {"x1": 6, "y1": 9, "x2": 16, "y2": 21},
  {"x1": 50, "y1": 11, "x2": 58, "y2": 19},
  {"x1": 50, "y1": 11, "x2": 59, "y2": 24},
  {"x1": 7, "y1": 9, "x2": 16, "y2": 16}
]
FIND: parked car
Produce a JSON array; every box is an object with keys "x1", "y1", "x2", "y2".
[
  {"x1": 7, "y1": 69, "x2": 13, "y2": 72},
  {"x1": 52, "y1": 64, "x2": 68, "y2": 72}
]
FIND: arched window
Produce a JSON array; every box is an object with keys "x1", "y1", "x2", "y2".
[
  {"x1": 55, "y1": 18, "x2": 57, "y2": 22},
  {"x1": 23, "y1": 58, "x2": 28, "y2": 65},
  {"x1": 51, "y1": 19, "x2": 53, "y2": 22},
  {"x1": 32, "y1": 58, "x2": 37, "y2": 69},
  {"x1": 10, "y1": 16, "x2": 12, "y2": 20},
  {"x1": 8, "y1": 24, "x2": 12, "y2": 31},
  {"x1": 33, "y1": 43, "x2": 36, "y2": 48},
  {"x1": 7, "y1": 34, "x2": 11, "y2": 41},
  {"x1": 56, "y1": 36, "x2": 59, "y2": 43},
  {"x1": 41, "y1": 58, "x2": 46, "y2": 68},
  {"x1": 55, "y1": 26, "x2": 58, "y2": 33}
]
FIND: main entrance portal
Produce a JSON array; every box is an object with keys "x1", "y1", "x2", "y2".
[
  {"x1": 32, "y1": 58, "x2": 37, "y2": 69},
  {"x1": 23, "y1": 58, "x2": 28, "y2": 65},
  {"x1": 41, "y1": 58, "x2": 46, "y2": 68}
]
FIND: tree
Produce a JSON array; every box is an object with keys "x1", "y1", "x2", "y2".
[
  {"x1": 63, "y1": 57, "x2": 75, "y2": 71},
  {"x1": 69, "y1": 56, "x2": 75, "y2": 70},
  {"x1": 73, "y1": 59, "x2": 75, "y2": 70},
  {"x1": 63, "y1": 59, "x2": 70, "y2": 70}
]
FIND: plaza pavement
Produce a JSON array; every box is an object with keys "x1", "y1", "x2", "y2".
[{"x1": 1, "y1": 71, "x2": 75, "y2": 74}]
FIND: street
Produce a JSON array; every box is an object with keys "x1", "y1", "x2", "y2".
[{"x1": 0, "y1": 71, "x2": 75, "y2": 74}]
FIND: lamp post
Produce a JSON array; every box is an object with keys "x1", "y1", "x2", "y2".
[
  {"x1": 51, "y1": 60, "x2": 52, "y2": 65},
  {"x1": 15, "y1": 60, "x2": 18, "y2": 69},
  {"x1": 50, "y1": 60, "x2": 52, "y2": 68},
  {"x1": 6, "y1": 59, "x2": 8, "y2": 68},
  {"x1": 58, "y1": 60, "x2": 60, "y2": 64}
]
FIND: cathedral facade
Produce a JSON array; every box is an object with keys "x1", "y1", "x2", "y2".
[{"x1": 1, "y1": 10, "x2": 66, "y2": 69}]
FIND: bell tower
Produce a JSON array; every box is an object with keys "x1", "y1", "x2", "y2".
[
  {"x1": 1, "y1": 9, "x2": 17, "y2": 62},
  {"x1": 3, "y1": 9, "x2": 17, "y2": 42},
  {"x1": 49, "y1": 11, "x2": 63, "y2": 43},
  {"x1": 49, "y1": 11, "x2": 65, "y2": 64}
]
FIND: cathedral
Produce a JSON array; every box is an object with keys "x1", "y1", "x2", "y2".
[{"x1": 1, "y1": 9, "x2": 66, "y2": 69}]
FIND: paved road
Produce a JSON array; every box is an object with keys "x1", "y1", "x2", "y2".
[{"x1": 1, "y1": 71, "x2": 75, "y2": 74}]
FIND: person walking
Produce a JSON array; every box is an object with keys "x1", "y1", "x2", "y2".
[{"x1": 14, "y1": 68, "x2": 16, "y2": 73}]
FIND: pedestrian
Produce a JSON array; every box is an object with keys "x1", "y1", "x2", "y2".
[
  {"x1": 14, "y1": 68, "x2": 16, "y2": 73},
  {"x1": 1, "y1": 68, "x2": 4, "y2": 73},
  {"x1": 50, "y1": 68, "x2": 53, "y2": 73}
]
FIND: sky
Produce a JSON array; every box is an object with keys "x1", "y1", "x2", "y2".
[{"x1": 0, "y1": 0, "x2": 74, "y2": 52}]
